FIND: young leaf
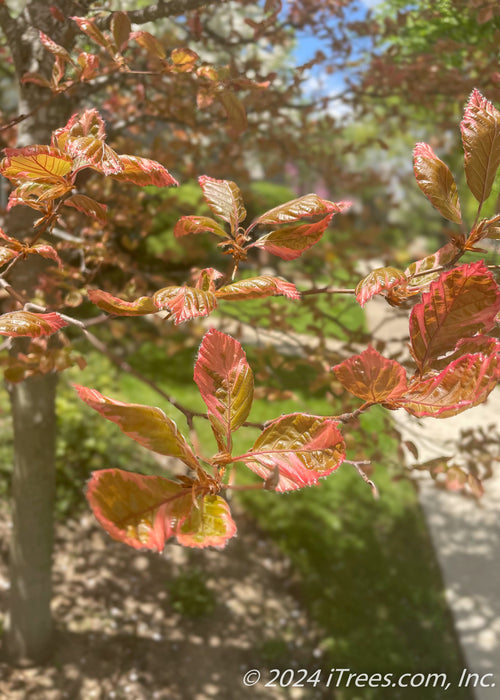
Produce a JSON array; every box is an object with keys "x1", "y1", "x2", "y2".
[
  {"x1": 0, "y1": 311, "x2": 68, "y2": 337},
  {"x1": 217, "y1": 91, "x2": 248, "y2": 135},
  {"x1": 0, "y1": 248, "x2": 18, "y2": 267},
  {"x1": 413, "y1": 143, "x2": 461, "y2": 224},
  {"x1": 7, "y1": 181, "x2": 72, "y2": 210},
  {"x1": 153, "y1": 286, "x2": 217, "y2": 324},
  {"x1": 176, "y1": 495, "x2": 237, "y2": 548},
  {"x1": 409, "y1": 261, "x2": 500, "y2": 372},
  {"x1": 30, "y1": 244, "x2": 63, "y2": 267},
  {"x1": 461, "y1": 89, "x2": 500, "y2": 204},
  {"x1": 333, "y1": 346, "x2": 407, "y2": 402},
  {"x1": 86, "y1": 469, "x2": 194, "y2": 551},
  {"x1": 72, "y1": 16, "x2": 111, "y2": 50},
  {"x1": 174, "y1": 216, "x2": 228, "y2": 239},
  {"x1": 39, "y1": 31, "x2": 73, "y2": 63},
  {"x1": 392, "y1": 349, "x2": 500, "y2": 418},
  {"x1": 355, "y1": 266, "x2": 407, "y2": 307},
  {"x1": 194, "y1": 329, "x2": 254, "y2": 446},
  {"x1": 64, "y1": 194, "x2": 108, "y2": 222},
  {"x1": 88, "y1": 289, "x2": 159, "y2": 316},
  {"x1": 252, "y1": 194, "x2": 350, "y2": 227},
  {"x1": 111, "y1": 11, "x2": 131, "y2": 52},
  {"x1": 248, "y1": 218, "x2": 332, "y2": 261},
  {"x1": 216, "y1": 275, "x2": 300, "y2": 301},
  {"x1": 405, "y1": 243, "x2": 459, "y2": 288},
  {"x1": 1, "y1": 146, "x2": 72, "y2": 183},
  {"x1": 237, "y1": 414, "x2": 345, "y2": 492},
  {"x1": 110, "y1": 155, "x2": 178, "y2": 188},
  {"x1": 74, "y1": 385, "x2": 200, "y2": 470},
  {"x1": 131, "y1": 31, "x2": 166, "y2": 59},
  {"x1": 194, "y1": 267, "x2": 224, "y2": 292},
  {"x1": 198, "y1": 176, "x2": 246, "y2": 232}
]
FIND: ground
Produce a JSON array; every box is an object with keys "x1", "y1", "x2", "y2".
[{"x1": 0, "y1": 500, "x2": 326, "y2": 700}]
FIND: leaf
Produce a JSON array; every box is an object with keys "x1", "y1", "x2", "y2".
[
  {"x1": 111, "y1": 11, "x2": 131, "y2": 51},
  {"x1": 174, "y1": 216, "x2": 228, "y2": 239},
  {"x1": 0, "y1": 146, "x2": 72, "y2": 183},
  {"x1": 88, "y1": 289, "x2": 159, "y2": 316},
  {"x1": 64, "y1": 194, "x2": 108, "y2": 222},
  {"x1": 153, "y1": 286, "x2": 217, "y2": 324},
  {"x1": 131, "y1": 31, "x2": 166, "y2": 59},
  {"x1": 72, "y1": 16, "x2": 111, "y2": 50},
  {"x1": 198, "y1": 176, "x2": 246, "y2": 232},
  {"x1": 30, "y1": 244, "x2": 63, "y2": 267},
  {"x1": 0, "y1": 248, "x2": 18, "y2": 267},
  {"x1": 248, "y1": 218, "x2": 333, "y2": 261},
  {"x1": 461, "y1": 89, "x2": 500, "y2": 203},
  {"x1": 237, "y1": 414, "x2": 345, "y2": 492},
  {"x1": 7, "y1": 181, "x2": 72, "y2": 210},
  {"x1": 217, "y1": 91, "x2": 248, "y2": 135},
  {"x1": 177, "y1": 495, "x2": 237, "y2": 548},
  {"x1": 355, "y1": 266, "x2": 407, "y2": 307},
  {"x1": 194, "y1": 329, "x2": 254, "y2": 446},
  {"x1": 0, "y1": 311, "x2": 68, "y2": 337},
  {"x1": 405, "y1": 243, "x2": 459, "y2": 287},
  {"x1": 74, "y1": 386, "x2": 200, "y2": 470},
  {"x1": 409, "y1": 261, "x2": 500, "y2": 372},
  {"x1": 252, "y1": 194, "x2": 351, "y2": 226},
  {"x1": 39, "y1": 31, "x2": 73, "y2": 63},
  {"x1": 413, "y1": 142, "x2": 462, "y2": 224},
  {"x1": 333, "y1": 346, "x2": 407, "y2": 402},
  {"x1": 194, "y1": 267, "x2": 223, "y2": 292},
  {"x1": 216, "y1": 275, "x2": 300, "y2": 301},
  {"x1": 170, "y1": 47, "x2": 199, "y2": 72},
  {"x1": 392, "y1": 349, "x2": 500, "y2": 418},
  {"x1": 54, "y1": 109, "x2": 121, "y2": 175},
  {"x1": 110, "y1": 155, "x2": 178, "y2": 188},
  {"x1": 86, "y1": 469, "x2": 194, "y2": 551}
]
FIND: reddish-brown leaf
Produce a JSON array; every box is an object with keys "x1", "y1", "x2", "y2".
[
  {"x1": 461, "y1": 89, "x2": 500, "y2": 204},
  {"x1": 236, "y1": 414, "x2": 345, "y2": 492},
  {"x1": 409, "y1": 261, "x2": 500, "y2": 372},
  {"x1": 111, "y1": 11, "x2": 131, "y2": 52},
  {"x1": 413, "y1": 143, "x2": 462, "y2": 224},
  {"x1": 198, "y1": 176, "x2": 246, "y2": 232},
  {"x1": 74, "y1": 386, "x2": 200, "y2": 469},
  {"x1": 252, "y1": 194, "x2": 351, "y2": 227},
  {"x1": 333, "y1": 346, "x2": 407, "y2": 402}
]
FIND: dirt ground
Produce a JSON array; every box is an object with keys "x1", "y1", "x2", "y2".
[{"x1": 0, "y1": 500, "x2": 327, "y2": 700}]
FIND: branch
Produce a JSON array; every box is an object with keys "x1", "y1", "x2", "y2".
[{"x1": 98, "y1": 0, "x2": 226, "y2": 28}]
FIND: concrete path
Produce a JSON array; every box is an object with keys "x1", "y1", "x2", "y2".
[{"x1": 365, "y1": 295, "x2": 500, "y2": 700}]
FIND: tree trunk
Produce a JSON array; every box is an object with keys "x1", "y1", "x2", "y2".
[{"x1": 6, "y1": 373, "x2": 58, "y2": 665}]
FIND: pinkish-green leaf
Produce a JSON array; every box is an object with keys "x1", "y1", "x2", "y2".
[
  {"x1": 110, "y1": 155, "x2": 178, "y2": 188},
  {"x1": 405, "y1": 243, "x2": 459, "y2": 288},
  {"x1": 236, "y1": 414, "x2": 345, "y2": 492},
  {"x1": 461, "y1": 89, "x2": 500, "y2": 204},
  {"x1": 177, "y1": 495, "x2": 237, "y2": 548},
  {"x1": 198, "y1": 176, "x2": 246, "y2": 232},
  {"x1": 333, "y1": 346, "x2": 407, "y2": 402},
  {"x1": 65, "y1": 194, "x2": 108, "y2": 222},
  {"x1": 0, "y1": 311, "x2": 68, "y2": 337},
  {"x1": 248, "y1": 218, "x2": 332, "y2": 261},
  {"x1": 392, "y1": 349, "x2": 500, "y2": 418},
  {"x1": 74, "y1": 386, "x2": 200, "y2": 470},
  {"x1": 86, "y1": 469, "x2": 194, "y2": 551},
  {"x1": 409, "y1": 261, "x2": 500, "y2": 372},
  {"x1": 252, "y1": 194, "x2": 351, "y2": 227},
  {"x1": 413, "y1": 143, "x2": 461, "y2": 224},
  {"x1": 153, "y1": 286, "x2": 217, "y2": 324},
  {"x1": 88, "y1": 289, "x2": 159, "y2": 316},
  {"x1": 194, "y1": 329, "x2": 254, "y2": 446},
  {"x1": 216, "y1": 275, "x2": 300, "y2": 301},
  {"x1": 355, "y1": 266, "x2": 407, "y2": 307},
  {"x1": 174, "y1": 216, "x2": 228, "y2": 239}
]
